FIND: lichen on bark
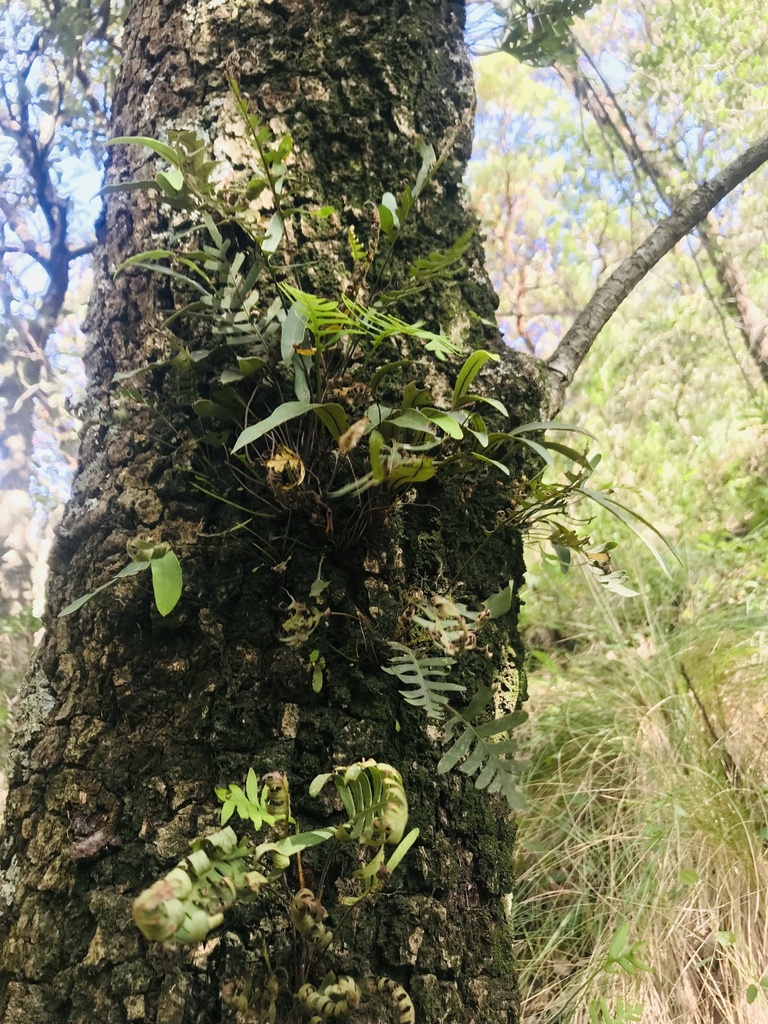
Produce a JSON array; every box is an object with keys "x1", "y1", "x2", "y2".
[{"x1": 0, "y1": 3, "x2": 545, "y2": 1022}]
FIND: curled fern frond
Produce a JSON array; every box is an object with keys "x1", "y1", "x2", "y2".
[
  {"x1": 309, "y1": 759, "x2": 410, "y2": 847},
  {"x1": 290, "y1": 888, "x2": 333, "y2": 951},
  {"x1": 298, "y1": 974, "x2": 361, "y2": 1018},
  {"x1": 132, "y1": 826, "x2": 248, "y2": 944},
  {"x1": 377, "y1": 976, "x2": 416, "y2": 1024}
]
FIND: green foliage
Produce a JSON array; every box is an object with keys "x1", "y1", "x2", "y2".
[
  {"x1": 103, "y1": 81, "x2": 670, "y2": 817},
  {"x1": 308, "y1": 760, "x2": 410, "y2": 848},
  {"x1": 136, "y1": 760, "x2": 419, "y2": 940},
  {"x1": 384, "y1": 644, "x2": 464, "y2": 718},
  {"x1": 215, "y1": 767, "x2": 279, "y2": 830},
  {"x1": 499, "y1": 0, "x2": 598, "y2": 66},
  {"x1": 746, "y1": 977, "x2": 768, "y2": 1005},
  {"x1": 604, "y1": 923, "x2": 652, "y2": 976},
  {"x1": 134, "y1": 761, "x2": 418, "y2": 1018},
  {"x1": 439, "y1": 686, "x2": 528, "y2": 809},
  {"x1": 107, "y1": 84, "x2": 663, "y2": 587},
  {"x1": 131, "y1": 825, "x2": 250, "y2": 943},
  {"x1": 58, "y1": 537, "x2": 182, "y2": 618},
  {"x1": 384, "y1": 587, "x2": 530, "y2": 808},
  {"x1": 587, "y1": 996, "x2": 643, "y2": 1024}
]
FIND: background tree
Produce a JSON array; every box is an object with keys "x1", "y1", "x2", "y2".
[
  {"x1": 0, "y1": 0, "x2": 119, "y2": 615},
  {"x1": 469, "y1": 3, "x2": 768, "y2": 1021}
]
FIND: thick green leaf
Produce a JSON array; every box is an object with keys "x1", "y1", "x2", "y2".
[
  {"x1": 308, "y1": 773, "x2": 333, "y2": 797},
  {"x1": 451, "y1": 350, "x2": 499, "y2": 410},
  {"x1": 387, "y1": 457, "x2": 436, "y2": 490},
  {"x1": 150, "y1": 550, "x2": 182, "y2": 616},
  {"x1": 313, "y1": 403, "x2": 351, "y2": 440},
  {"x1": 107, "y1": 135, "x2": 181, "y2": 166},
  {"x1": 422, "y1": 408, "x2": 465, "y2": 439},
  {"x1": 378, "y1": 191, "x2": 400, "y2": 237},
  {"x1": 386, "y1": 827, "x2": 420, "y2": 871},
  {"x1": 483, "y1": 580, "x2": 515, "y2": 618},
  {"x1": 386, "y1": 409, "x2": 434, "y2": 434},
  {"x1": 232, "y1": 402, "x2": 349, "y2": 451},
  {"x1": 273, "y1": 829, "x2": 335, "y2": 855},
  {"x1": 156, "y1": 167, "x2": 185, "y2": 194},
  {"x1": 237, "y1": 356, "x2": 265, "y2": 376},
  {"x1": 281, "y1": 302, "x2": 308, "y2": 365},
  {"x1": 261, "y1": 211, "x2": 284, "y2": 255}
]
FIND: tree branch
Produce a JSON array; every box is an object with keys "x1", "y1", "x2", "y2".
[
  {"x1": 555, "y1": 47, "x2": 766, "y2": 394},
  {"x1": 546, "y1": 131, "x2": 768, "y2": 414}
]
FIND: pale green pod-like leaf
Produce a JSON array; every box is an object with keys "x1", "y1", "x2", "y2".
[
  {"x1": 482, "y1": 580, "x2": 515, "y2": 618},
  {"x1": 150, "y1": 550, "x2": 182, "y2": 616},
  {"x1": 386, "y1": 827, "x2": 420, "y2": 872},
  {"x1": 261, "y1": 211, "x2": 284, "y2": 255}
]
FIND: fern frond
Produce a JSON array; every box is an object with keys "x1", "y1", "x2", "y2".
[
  {"x1": 408, "y1": 595, "x2": 485, "y2": 657},
  {"x1": 408, "y1": 227, "x2": 474, "y2": 283},
  {"x1": 309, "y1": 759, "x2": 409, "y2": 846},
  {"x1": 439, "y1": 686, "x2": 528, "y2": 810},
  {"x1": 500, "y1": 0, "x2": 596, "y2": 67},
  {"x1": 383, "y1": 642, "x2": 463, "y2": 718}
]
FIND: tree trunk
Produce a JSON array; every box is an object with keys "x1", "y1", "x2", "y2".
[{"x1": 0, "y1": 3, "x2": 544, "y2": 1022}]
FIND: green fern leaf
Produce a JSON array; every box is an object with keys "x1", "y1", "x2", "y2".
[
  {"x1": 309, "y1": 760, "x2": 409, "y2": 847},
  {"x1": 383, "y1": 643, "x2": 463, "y2": 718},
  {"x1": 439, "y1": 686, "x2": 528, "y2": 809}
]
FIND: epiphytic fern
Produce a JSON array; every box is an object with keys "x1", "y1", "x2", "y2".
[
  {"x1": 383, "y1": 643, "x2": 464, "y2": 717},
  {"x1": 309, "y1": 759, "x2": 409, "y2": 847},
  {"x1": 376, "y1": 977, "x2": 416, "y2": 1024},
  {"x1": 438, "y1": 686, "x2": 528, "y2": 810},
  {"x1": 131, "y1": 826, "x2": 250, "y2": 944}
]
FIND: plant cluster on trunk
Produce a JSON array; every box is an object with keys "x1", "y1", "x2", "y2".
[{"x1": 0, "y1": 3, "x2": 547, "y2": 1022}]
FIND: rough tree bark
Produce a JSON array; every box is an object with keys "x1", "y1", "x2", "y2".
[{"x1": 0, "y1": 2, "x2": 545, "y2": 1023}]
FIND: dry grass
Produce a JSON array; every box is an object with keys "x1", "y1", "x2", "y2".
[{"x1": 515, "y1": 571, "x2": 768, "y2": 1024}]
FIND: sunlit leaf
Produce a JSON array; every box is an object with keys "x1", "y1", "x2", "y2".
[{"x1": 150, "y1": 550, "x2": 182, "y2": 616}]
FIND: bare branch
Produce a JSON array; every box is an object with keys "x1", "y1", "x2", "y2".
[
  {"x1": 562, "y1": 42, "x2": 767, "y2": 390},
  {"x1": 0, "y1": 196, "x2": 51, "y2": 271},
  {"x1": 546, "y1": 132, "x2": 768, "y2": 415}
]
